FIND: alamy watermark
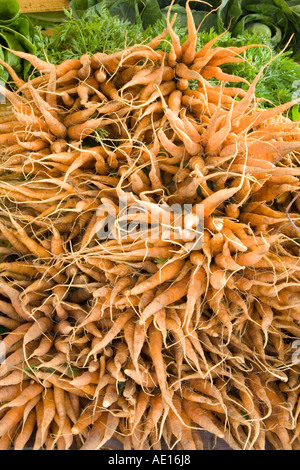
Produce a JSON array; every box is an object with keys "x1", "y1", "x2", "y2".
[
  {"x1": 0, "y1": 341, "x2": 5, "y2": 364},
  {"x1": 0, "y1": 82, "x2": 5, "y2": 104},
  {"x1": 291, "y1": 340, "x2": 300, "y2": 365},
  {"x1": 96, "y1": 197, "x2": 204, "y2": 251}
]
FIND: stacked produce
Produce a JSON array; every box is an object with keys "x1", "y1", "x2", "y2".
[{"x1": 0, "y1": 1, "x2": 300, "y2": 450}]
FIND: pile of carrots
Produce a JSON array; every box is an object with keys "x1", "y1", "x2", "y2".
[{"x1": 0, "y1": 1, "x2": 300, "y2": 450}]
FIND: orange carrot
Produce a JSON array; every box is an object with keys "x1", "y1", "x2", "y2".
[
  {"x1": 0, "y1": 383, "x2": 43, "y2": 411},
  {"x1": 181, "y1": 0, "x2": 197, "y2": 64},
  {"x1": 130, "y1": 258, "x2": 185, "y2": 296},
  {"x1": 14, "y1": 408, "x2": 36, "y2": 450},
  {"x1": 148, "y1": 323, "x2": 171, "y2": 405},
  {"x1": 71, "y1": 404, "x2": 102, "y2": 436},
  {"x1": 87, "y1": 309, "x2": 136, "y2": 359},
  {"x1": 183, "y1": 399, "x2": 224, "y2": 439},
  {"x1": 23, "y1": 317, "x2": 53, "y2": 347},
  {"x1": 139, "y1": 273, "x2": 190, "y2": 325},
  {"x1": 0, "y1": 403, "x2": 27, "y2": 437}
]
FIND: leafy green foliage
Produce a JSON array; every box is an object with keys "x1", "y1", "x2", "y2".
[
  {"x1": 154, "y1": 258, "x2": 169, "y2": 264},
  {"x1": 70, "y1": 0, "x2": 163, "y2": 29},
  {"x1": 64, "y1": 363, "x2": 81, "y2": 378},
  {"x1": 0, "y1": 0, "x2": 20, "y2": 24},
  {"x1": 24, "y1": 365, "x2": 57, "y2": 375},
  {"x1": 0, "y1": 1, "x2": 39, "y2": 85},
  {"x1": 37, "y1": 4, "x2": 185, "y2": 63},
  {"x1": 39, "y1": 6, "x2": 144, "y2": 62}
]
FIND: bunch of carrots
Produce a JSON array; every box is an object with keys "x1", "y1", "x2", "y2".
[{"x1": 0, "y1": 0, "x2": 300, "y2": 450}]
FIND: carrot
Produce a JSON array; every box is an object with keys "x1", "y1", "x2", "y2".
[
  {"x1": 58, "y1": 415, "x2": 73, "y2": 450},
  {"x1": 181, "y1": 0, "x2": 197, "y2": 65},
  {"x1": 31, "y1": 333, "x2": 54, "y2": 358},
  {"x1": 139, "y1": 273, "x2": 190, "y2": 325},
  {"x1": 184, "y1": 266, "x2": 206, "y2": 328},
  {"x1": 53, "y1": 387, "x2": 66, "y2": 434},
  {"x1": 130, "y1": 258, "x2": 185, "y2": 296},
  {"x1": 3, "y1": 47, "x2": 54, "y2": 73},
  {"x1": 0, "y1": 403, "x2": 27, "y2": 437},
  {"x1": 14, "y1": 408, "x2": 36, "y2": 450},
  {"x1": 28, "y1": 85, "x2": 67, "y2": 138},
  {"x1": 9, "y1": 218, "x2": 50, "y2": 259},
  {"x1": 0, "y1": 383, "x2": 44, "y2": 411},
  {"x1": 0, "y1": 221, "x2": 30, "y2": 254},
  {"x1": 0, "y1": 57, "x2": 25, "y2": 91},
  {"x1": 202, "y1": 66, "x2": 250, "y2": 84},
  {"x1": 36, "y1": 372, "x2": 94, "y2": 398},
  {"x1": 102, "y1": 383, "x2": 119, "y2": 408},
  {"x1": 140, "y1": 392, "x2": 164, "y2": 449},
  {"x1": 0, "y1": 316, "x2": 20, "y2": 331},
  {"x1": 70, "y1": 371, "x2": 99, "y2": 388},
  {"x1": 0, "y1": 383, "x2": 29, "y2": 404},
  {"x1": 0, "y1": 85, "x2": 29, "y2": 114},
  {"x1": 183, "y1": 399, "x2": 224, "y2": 439},
  {"x1": 124, "y1": 366, "x2": 158, "y2": 388},
  {"x1": 51, "y1": 227, "x2": 65, "y2": 256},
  {"x1": 236, "y1": 96, "x2": 300, "y2": 133},
  {"x1": 0, "y1": 424, "x2": 17, "y2": 450},
  {"x1": 71, "y1": 403, "x2": 102, "y2": 435},
  {"x1": 0, "y1": 301, "x2": 20, "y2": 322},
  {"x1": 166, "y1": 0, "x2": 182, "y2": 64},
  {"x1": 0, "y1": 342, "x2": 39, "y2": 378},
  {"x1": 0, "y1": 370, "x2": 25, "y2": 387},
  {"x1": 132, "y1": 389, "x2": 150, "y2": 431},
  {"x1": 23, "y1": 317, "x2": 53, "y2": 347},
  {"x1": 121, "y1": 66, "x2": 174, "y2": 92},
  {"x1": 114, "y1": 341, "x2": 129, "y2": 378},
  {"x1": 87, "y1": 309, "x2": 136, "y2": 359},
  {"x1": 231, "y1": 65, "x2": 272, "y2": 124},
  {"x1": 65, "y1": 393, "x2": 80, "y2": 425},
  {"x1": 197, "y1": 186, "x2": 241, "y2": 218},
  {"x1": 235, "y1": 245, "x2": 269, "y2": 267},
  {"x1": 56, "y1": 58, "x2": 81, "y2": 77},
  {"x1": 2, "y1": 323, "x2": 31, "y2": 352},
  {"x1": 79, "y1": 415, "x2": 109, "y2": 450},
  {"x1": 178, "y1": 408, "x2": 197, "y2": 451},
  {"x1": 148, "y1": 323, "x2": 172, "y2": 404},
  {"x1": 132, "y1": 317, "x2": 152, "y2": 371},
  {"x1": 38, "y1": 388, "x2": 56, "y2": 446}
]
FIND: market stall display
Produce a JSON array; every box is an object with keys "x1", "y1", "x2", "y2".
[{"x1": 0, "y1": 0, "x2": 300, "y2": 451}]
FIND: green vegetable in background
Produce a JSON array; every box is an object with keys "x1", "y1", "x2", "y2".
[
  {"x1": 38, "y1": 4, "x2": 175, "y2": 62},
  {"x1": 215, "y1": 0, "x2": 300, "y2": 54},
  {"x1": 25, "y1": 11, "x2": 69, "y2": 30},
  {"x1": 246, "y1": 22, "x2": 273, "y2": 39},
  {"x1": 160, "y1": 3, "x2": 220, "y2": 31},
  {"x1": 69, "y1": 0, "x2": 99, "y2": 16},
  {"x1": 0, "y1": 0, "x2": 20, "y2": 24},
  {"x1": 40, "y1": 6, "x2": 143, "y2": 61},
  {"x1": 0, "y1": 0, "x2": 40, "y2": 86},
  {"x1": 0, "y1": 46, "x2": 9, "y2": 87},
  {"x1": 70, "y1": 0, "x2": 163, "y2": 28}
]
